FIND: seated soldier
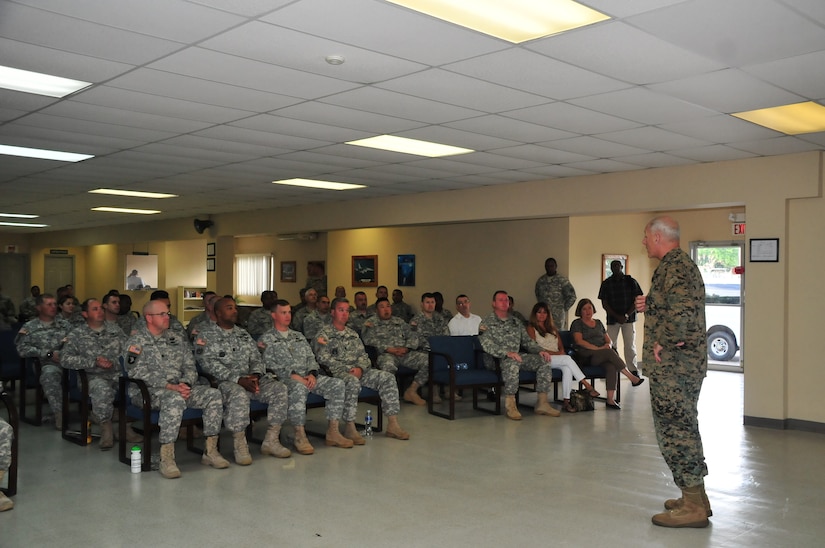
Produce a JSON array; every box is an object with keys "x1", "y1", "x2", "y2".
[
  {"x1": 186, "y1": 291, "x2": 218, "y2": 341},
  {"x1": 346, "y1": 291, "x2": 371, "y2": 336},
  {"x1": 362, "y1": 298, "x2": 429, "y2": 406},
  {"x1": 301, "y1": 294, "x2": 332, "y2": 341},
  {"x1": 409, "y1": 293, "x2": 450, "y2": 402},
  {"x1": 0, "y1": 416, "x2": 14, "y2": 511},
  {"x1": 245, "y1": 290, "x2": 277, "y2": 339},
  {"x1": 259, "y1": 300, "x2": 355, "y2": 454},
  {"x1": 390, "y1": 289, "x2": 414, "y2": 322},
  {"x1": 196, "y1": 297, "x2": 291, "y2": 464}
]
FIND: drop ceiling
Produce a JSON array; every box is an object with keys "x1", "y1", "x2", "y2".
[{"x1": 1, "y1": 0, "x2": 824, "y2": 233}]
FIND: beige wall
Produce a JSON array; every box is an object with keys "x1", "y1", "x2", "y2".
[{"x1": 14, "y1": 151, "x2": 825, "y2": 427}]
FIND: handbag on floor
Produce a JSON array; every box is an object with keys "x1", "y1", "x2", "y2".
[{"x1": 569, "y1": 388, "x2": 595, "y2": 412}]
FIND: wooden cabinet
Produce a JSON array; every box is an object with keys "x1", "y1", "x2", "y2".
[{"x1": 177, "y1": 286, "x2": 206, "y2": 326}]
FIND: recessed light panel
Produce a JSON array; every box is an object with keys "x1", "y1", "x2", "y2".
[
  {"x1": 0, "y1": 213, "x2": 39, "y2": 218},
  {"x1": 732, "y1": 102, "x2": 825, "y2": 135},
  {"x1": 346, "y1": 135, "x2": 473, "y2": 157},
  {"x1": 0, "y1": 221, "x2": 48, "y2": 228},
  {"x1": 272, "y1": 178, "x2": 366, "y2": 191},
  {"x1": 89, "y1": 189, "x2": 178, "y2": 199},
  {"x1": 386, "y1": 0, "x2": 610, "y2": 43},
  {"x1": 0, "y1": 144, "x2": 93, "y2": 162},
  {"x1": 0, "y1": 65, "x2": 92, "y2": 97},
  {"x1": 91, "y1": 207, "x2": 160, "y2": 215}
]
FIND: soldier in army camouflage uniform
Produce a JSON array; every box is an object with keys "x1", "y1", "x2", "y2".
[
  {"x1": 244, "y1": 290, "x2": 276, "y2": 339},
  {"x1": 259, "y1": 299, "x2": 355, "y2": 454},
  {"x1": 116, "y1": 294, "x2": 138, "y2": 336},
  {"x1": 196, "y1": 297, "x2": 291, "y2": 464},
  {"x1": 302, "y1": 295, "x2": 333, "y2": 342},
  {"x1": 291, "y1": 288, "x2": 318, "y2": 334},
  {"x1": 0, "y1": 285, "x2": 16, "y2": 329},
  {"x1": 186, "y1": 291, "x2": 217, "y2": 341},
  {"x1": 0, "y1": 417, "x2": 14, "y2": 511},
  {"x1": 15, "y1": 294, "x2": 69, "y2": 429},
  {"x1": 409, "y1": 293, "x2": 450, "y2": 403},
  {"x1": 346, "y1": 291, "x2": 371, "y2": 336},
  {"x1": 478, "y1": 291, "x2": 560, "y2": 420},
  {"x1": 363, "y1": 298, "x2": 429, "y2": 406},
  {"x1": 149, "y1": 290, "x2": 188, "y2": 341},
  {"x1": 535, "y1": 258, "x2": 577, "y2": 329},
  {"x1": 637, "y1": 216, "x2": 710, "y2": 528},
  {"x1": 18, "y1": 285, "x2": 40, "y2": 324},
  {"x1": 315, "y1": 298, "x2": 410, "y2": 440},
  {"x1": 124, "y1": 300, "x2": 229, "y2": 479},
  {"x1": 62, "y1": 298, "x2": 137, "y2": 450}
]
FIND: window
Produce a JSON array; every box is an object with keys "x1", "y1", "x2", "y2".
[{"x1": 235, "y1": 254, "x2": 274, "y2": 296}]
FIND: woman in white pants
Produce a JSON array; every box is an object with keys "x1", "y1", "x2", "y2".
[{"x1": 526, "y1": 302, "x2": 599, "y2": 413}]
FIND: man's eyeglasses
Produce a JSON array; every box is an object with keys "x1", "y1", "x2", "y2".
[{"x1": 146, "y1": 312, "x2": 170, "y2": 317}]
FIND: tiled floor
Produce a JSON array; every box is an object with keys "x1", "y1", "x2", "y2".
[{"x1": 2, "y1": 371, "x2": 824, "y2": 547}]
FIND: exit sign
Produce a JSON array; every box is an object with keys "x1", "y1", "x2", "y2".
[{"x1": 732, "y1": 223, "x2": 746, "y2": 235}]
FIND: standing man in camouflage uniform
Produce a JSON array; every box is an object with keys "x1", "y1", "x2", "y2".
[
  {"x1": 62, "y1": 298, "x2": 134, "y2": 450},
  {"x1": 245, "y1": 290, "x2": 277, "y2": 339},
  {"x1": 362, "y1": 298, "x2": 429, "y2": 406},
  {"x1": 535, "y1": 258, "x2": 577, "y2": 329},
  {"x1": 124, "y1": 299, "x2": 229, "y2": 479},
  {"x1": 0, "y1": 417, "x2": 14, "y2": 511},
  {"x1": 315, "y1": 298, "x2": 410, "y2": 440},
  {"x1": 15, "y1": 293, "x2": 69, "y2": 428},
  {"x1": 196, "y1": 297, "x2": 291, "y2": 464},
  {"x1": 636, "y1": 216, "x2": 710, "y2": 528},
  {"x1": 259, "y1": 299, "x2": 354, "y2": 455},
  {"x1": 479, "y1": 290, "x2": 560, "y2": 420}
]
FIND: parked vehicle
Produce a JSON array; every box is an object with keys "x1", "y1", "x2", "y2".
[{"x1": 704, "y1": 281, "x2": 740, "y2": 361}]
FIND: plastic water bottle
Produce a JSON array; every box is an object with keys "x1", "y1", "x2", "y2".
[
  {"x1": 130, "y1": 446, "x2": 142, "y2": 474},
  {"x1": 363, "y1": 409, "x2": 373, "y2": 439}
]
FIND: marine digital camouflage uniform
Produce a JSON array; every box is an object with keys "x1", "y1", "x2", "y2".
[
  {"x1": 362, "y1": 315, "x2": 429, "y2": 385},
  {"x1": 535, "y1": 273, "x2": 577, "y2": 329},
  {"x1": 314, "y1": 325, "x2": 400, "y2": 421},
  {"x1": 259, "y1": 327, "x2": 351, "y2": 425},
  {"x1": 478, "y1": 312, "x2": 553, "y2": 395},
  {"x1": 643, "y1": 247, "x2": 708, "y2": 489},
  {"x1": 245, "y1": 307, "x2": 273, "y2": 340},
  {"x1": 195, "y1": 323, "x2": 287, "y2": 433},
  {"x1": 15, "y1": 317, "x2": 70, "y2": 417},
  {"x1": 409, "y1": 312, "x2": 449, "y2": 352},
  {"x1": 61, "y1": 322, "x2": 126, "y2": 422},
  {"x1": 301, "y1": 310, "x2": 332, "y2": 342},
  {"x1": 124, "y1": 323, "x2": 223, "y2": 444}
]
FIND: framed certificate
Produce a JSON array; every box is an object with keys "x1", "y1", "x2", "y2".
[{"x1": 749, "y1": 238, "x2": 779, "y2": 262}]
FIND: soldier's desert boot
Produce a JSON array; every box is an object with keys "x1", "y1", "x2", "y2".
[
  {"x1": 534, "y1": 392, "x2": 561, "y2": 417},
  {"x1": 343, "y1": 421, "x2": 366, "y2": 445},
  {"x1": 652, "y1": 486, "x2": 710, "y2": 528},
  {"x1": 325, "y1": 420, "x2": 354, "y2": 448},
  {"x1": 99, "y1": 420, "x2": 114, "y2": 450},
  {"x1": 403, "y1": 381, "x2": 426, "y2": 406},
  {"x1": 292, "y1": 425, "x2": 315, "y2": 455},
  {"x1": 0, "y1": 471, "x2": 13, "y2": 511},
  {"x1": 385, "y1": 415, "x2": 410, "y2": 440},
  {"x1": 261, "y1": 424, "x2": 293, "y2": 458},
  {"x1": 201, "y1": 435, "x2": 230, "y2": 469},
  {"x1": 505, "y1": 395, "x2": 522, "y2": 420},
  {"x1": 233, "y1": 431, "x2": 252, "y2": 465},
  {"x1": 159, "y1": 443, "x2": 181, "y2": 479},
  {"x1": 664, "y1": 484, "x2": 713, "y2": 516}
]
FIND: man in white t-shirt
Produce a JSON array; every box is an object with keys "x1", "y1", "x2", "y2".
[{"x1": 448, "y1": 294, "x2": 482, "y2": 336}]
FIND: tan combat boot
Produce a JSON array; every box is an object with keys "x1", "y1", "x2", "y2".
[
  {"x1": 261, "y1": 424, "x2": 293, "y2": 458},
  {"x1": 53, "y1": 410, "x2": 63, "y2": 431},
  {"x1": 403, "y1": 381, "x2": 426, "y2": 406},
  {"x1": 201, "y1": 435, "x2": 230, "y2": 469},
  {"x1": 385, "y1": 415, "x2": 410, "y2": 440},
  {"x1": 664, "y1": 485, "x2": 713, "y2": 516},
  {"x1": 504, "y1": 395, "x2": 522, "y2": 420},
  {"x1": 159, "y1": 443, "x2": 181, "y2": 479},
  {"x1": 343, "y1": 421, "x2": 366, "y2": 445},
  {"x1": 652, "y1": 486, "x2": 710, "y2": 528},
  {"x1": 99, "y1": 420, "x2": 114, "y2": 450},
  {"x1": 232, "y1": 431, "x2": 252, "y2": 465},
  {"x1": 0, "y1": 471, "x2": 13, "y2": 511},
  {"x1": 326, "y1": 420, "x2": 355, "y2": 448},
  {"x1": 292, "y1": 425, "x2": 315, "y2": 455},
  {"x1": 534, "y1": 393, "x2": 561, "y2": 417}
]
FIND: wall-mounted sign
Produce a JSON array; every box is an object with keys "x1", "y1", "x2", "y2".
[
  {"x1": 49, "y1": 249, "x2": 68, "y2": 254},
  {"x1": 732, "y1": 223, "x2": 745, "y2": 235}
]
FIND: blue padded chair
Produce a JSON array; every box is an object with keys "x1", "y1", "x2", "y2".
[
  {"x1": 0, "y1": 331, "x2": 43, "y2": 426},
  {"x1": 428, "y1": 335, "x2": 503, "y2": 420},
  {"x1": 1, "y1": 382, "x2": 18, "y2": 497}
]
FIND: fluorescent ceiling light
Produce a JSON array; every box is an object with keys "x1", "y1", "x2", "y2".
[
  {"x1": 89, "y1": 188, "x2": 178, "y2": 199},
  {"x1": 386, "y1": 0, "x2": 610, "y2": 43},
  {"x1": 0, "y1": 221, "x2": 48, "y2": 228},
  {"x1": 0, "y1": 65, "x2": 92, "y2": 97},
  {"x1": 732, "y1": 101, "x2": 825, "y2": 135},
  {"x1": 0, "y1": 144, "x2": 93, "y2": 162},
  {"x1": 0, "y1": 213, "x2": 39, "y2": 218},
  {"x1": 91, "y1": 207, "x2": 160, "y2": 215},
  {"x1": 346, "y1": 135, "x2": 474, "y2": 157},
  {"x1": 272, "y1": 178, "x2": 366, "y2": 191}
]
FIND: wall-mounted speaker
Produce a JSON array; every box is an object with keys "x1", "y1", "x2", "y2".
[{"x1": 194, "y1": 218, "x2": 214, "y2": 234}]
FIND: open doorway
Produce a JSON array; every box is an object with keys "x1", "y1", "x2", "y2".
[{"x1": 690, "y1": 241, "x2": 744, "y2": 370}]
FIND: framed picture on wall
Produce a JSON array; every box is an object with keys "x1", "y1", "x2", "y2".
[
  {"x1": 602, "y1": 254, "x2": 628, "y2": 280},
  {"x1": 281, "y1": 261, "x2": 297, "y2": 283},
  {"x1": 352, "y1": 255, "x2": 378, "y2": 287},
  {"x1": 206, "y1": 242, "x2": 216, "y2": 257},
  {"x1": 397, "y1": 254, "x2": 415, "y2": 286},
  {"x1": 206, "y1": 258, "x2": 216, "y2": 272}
]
